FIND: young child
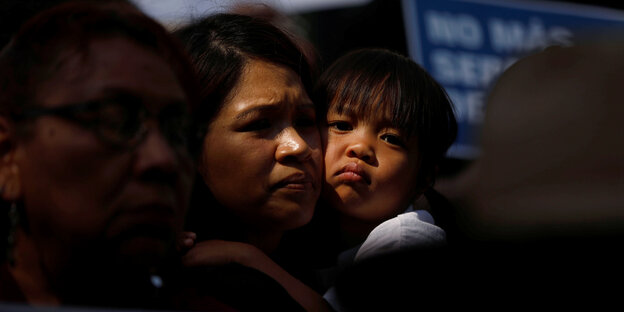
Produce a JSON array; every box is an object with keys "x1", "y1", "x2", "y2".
[
  {"x1": 179, "y1": 47, "x2": 457, "y2": 311},
  {"x1": 313, "y1": 47, "x2": 457, "y2": 311},
  {"x1": 315, "y1": 47, "x2": 457, "y2": 274}
]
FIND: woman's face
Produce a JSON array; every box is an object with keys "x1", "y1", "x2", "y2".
[{"x1": 200, "y1": 59, "x2": 322, "y2": 233}]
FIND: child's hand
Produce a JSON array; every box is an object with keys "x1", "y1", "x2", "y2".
[
  {"x1": 181, "y1": 239, "x2": 332, "y2": 312},
  {"x1": 176, "y1": 231, "x2": 197, "y2": 253}
]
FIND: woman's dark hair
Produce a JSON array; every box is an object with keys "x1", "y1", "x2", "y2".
[
  {"x1": 174, "y1": 13, "x2": 318, "y2": 242},
  {"x1": 314, "y1": 48, "x2": 457, "y2": 188},
  {"x1": 174, "y1": 13, "x2": 317, "y2": 126}
]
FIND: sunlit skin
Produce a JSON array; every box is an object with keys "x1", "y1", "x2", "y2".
[
  {"x1": 200, "y1": 59, "x2": 322, "y2": 252},
  {"x1": 322, "y1": 108, "x2": 422, "y2": 239},
  {"x1": 3, "y1": 37, "x2": 194, "y2": 302}
]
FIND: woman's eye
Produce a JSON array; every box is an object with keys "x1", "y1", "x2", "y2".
[
  {"x1": 381, "y1": 134, "x2": 404, "y2": 147},
  {"x1": 328, "y1": 121, "x2": 352, "y2": 131},
  {"x1": 239, "y1": 119, "x2": 271, "y2": 132}
]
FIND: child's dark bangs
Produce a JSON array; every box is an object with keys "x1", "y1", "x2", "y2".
[
  {"x1": 329, "y1": 71, "x2": 396, "y2": 123},
  {"x1": 335, "y1": 71, "x2": 418, "y2": 138}
]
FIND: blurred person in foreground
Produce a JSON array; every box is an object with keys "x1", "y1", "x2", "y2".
[{"x1": 0, "y1": 1, "x2": 231, "y2": 309}]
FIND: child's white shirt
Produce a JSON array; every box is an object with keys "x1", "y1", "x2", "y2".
[
  {"x1": 323, "y1": 206, "x2": 447, "y2": 311},
  {"x1": 354, "y1": 206, "x2": 447, "y2": 262}
]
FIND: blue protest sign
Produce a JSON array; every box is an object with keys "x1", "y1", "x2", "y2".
[{"x1": 402, "y1": 0, "x2": 624, "y2": 159}]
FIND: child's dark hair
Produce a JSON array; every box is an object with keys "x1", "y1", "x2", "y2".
[{"x1": 314, "y1": 48, "x2": 457, "y2": 188}]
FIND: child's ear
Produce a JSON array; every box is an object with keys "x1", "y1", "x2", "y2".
[
  {"x1": 411, "y1": 165, "x2": 437, "y2": 206},
  {"x1": 411, "y1": 181, "x2": 428, "y2": 207},
  {"x1": 0, "y1": 117, "x2": 22, "y2": 202}
]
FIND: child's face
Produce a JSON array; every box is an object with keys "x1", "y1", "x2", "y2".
[{"x1": 322, "y1": 108, "x2": 422, "y2": 223}]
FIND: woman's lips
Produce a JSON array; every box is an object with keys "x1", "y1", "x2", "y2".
[
  {"x1": 273, "y1": 173, "x2": 314, "y2": 190},
  {"x1": 335, "y1": 163, "x2": 370, "y2": 184}
]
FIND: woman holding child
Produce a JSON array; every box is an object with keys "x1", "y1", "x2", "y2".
[{"x1": 175, "y1": 11, "x2": 456, "y2": 311}]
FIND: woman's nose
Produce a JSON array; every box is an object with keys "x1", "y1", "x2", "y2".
[{"x1": 275, "y1": 127, "x2": 312, "y2": 163}]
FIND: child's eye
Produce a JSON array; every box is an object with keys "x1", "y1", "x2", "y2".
[
  {"x1": 328, "y1": 121, "x2": 352, "y2": 131},
  {"x1": 238, "y1": 118, "x2": 271, "y2": 132},
  {"x1": 381, "y1": 133, "x2": 405, "y2": 147}
]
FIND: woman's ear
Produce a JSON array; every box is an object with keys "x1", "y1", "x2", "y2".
[{"x1": 0, "y1": 116, "x2": 21, "y2": 201}]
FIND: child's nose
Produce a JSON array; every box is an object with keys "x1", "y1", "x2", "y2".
[{"x1": 346, "y1": 141, "x2": 375, "y2": 164}]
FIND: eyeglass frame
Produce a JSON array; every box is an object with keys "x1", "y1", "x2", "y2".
[{"x1": 9, "y1": 93, "x2": 197, "y2": 153}]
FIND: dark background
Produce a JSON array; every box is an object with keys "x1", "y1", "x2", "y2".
[
  {"x1": 297, "y1": 0, "x2": 624, "y2": 178},
  {"x1": 301, "y1": 0, "x2": 624, "y2": 73}
]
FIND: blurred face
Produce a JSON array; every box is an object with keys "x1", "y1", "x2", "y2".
[
  {"x1": 13, "y1": 37, "x2": 194, "y2": 269},
  {"x1": 322, "y1": 107, "x2": 421, "y2": 223},
  {"x1": 200, "y1": 59, "x2": 322, "y2": 233}
]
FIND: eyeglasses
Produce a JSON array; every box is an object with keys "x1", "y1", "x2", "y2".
[{"x1": 13, "y1": 93, "x2": 195, "y2": 151}]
